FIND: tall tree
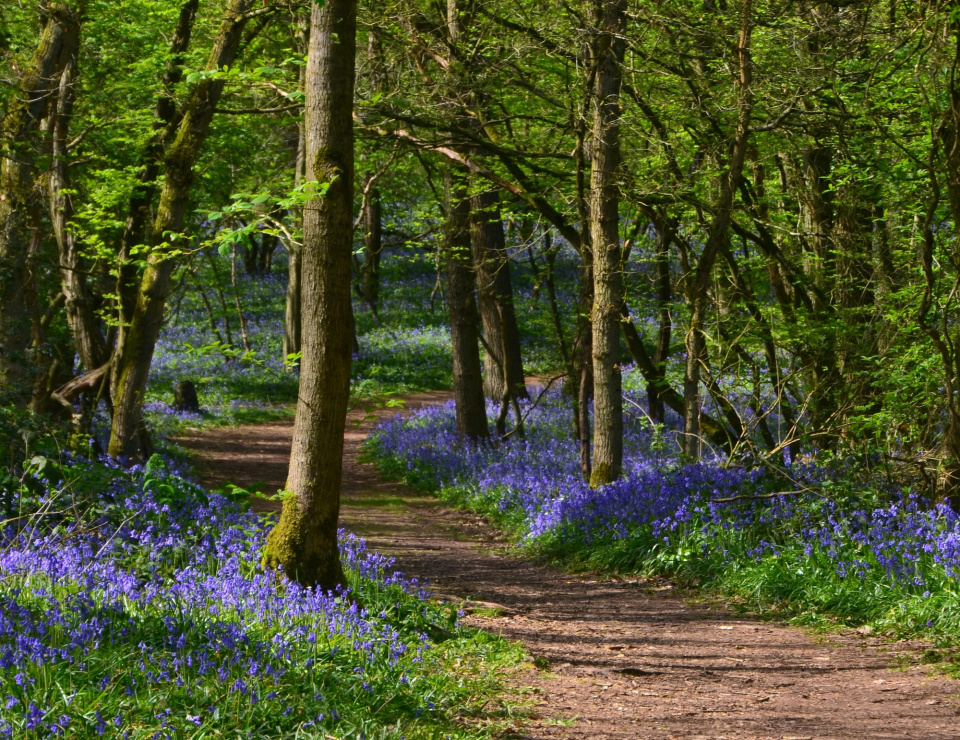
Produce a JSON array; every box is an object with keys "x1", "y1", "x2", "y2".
[
  {"x1": 588, "y1": 0, "x2": 627, "y2": 486},
  {"x1": 680, "y1": 0, "x2": 754, "y2": 460},
  {"x1": 48, "y1": 23, "x2": 106, "y2": 378},
  {"x1": 108, "y1": 0, "x2": 255, "y2": 459},
  {"x1": 262, "y1": 0, "x2": 358, "y2": 590}
]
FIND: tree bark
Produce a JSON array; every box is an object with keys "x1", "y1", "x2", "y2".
[
  {"x1": 108, "y1": 0, "x2": 254, "y2": 459},
  {"x1": 471, "y1": 189, "x2": 527, "y2": 401},
  {"x1": 0, "y1": 3, "x2": 80, "y2": 397},
  {"x1": 49, "y1": 49, "x2": 108, "y2": 374},
  {"x1": 261, "y1": 0, "x2": 357, "y2": 591},
  {"x1": 445, "y1": 171, "x2": 489, "y2": 439},
  {"x1": 589, "y1": 0, "x2": 627, "y2": 487}
]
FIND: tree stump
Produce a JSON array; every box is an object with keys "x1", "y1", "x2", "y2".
[{"x1": 174, "y1": 380, "x2": 200, "y2": 413}]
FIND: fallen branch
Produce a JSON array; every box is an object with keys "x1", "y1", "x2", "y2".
[
  {"x1": 51, "y1": 361, "x2": 111, "y2": 408},
  {"x1": 501, "y1": 373, "x2": 567, "y2": 441},
  {"x1": 712, "y1": 490, "x2": 804, "y2": 504}
]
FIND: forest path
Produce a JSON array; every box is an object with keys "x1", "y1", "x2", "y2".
[{"x1": 177, "y1": 393, "x2": 960, "y2": 740}]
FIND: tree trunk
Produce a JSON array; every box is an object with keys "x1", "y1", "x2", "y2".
[
  {"x1": 362, "y1": 185, "x2": 383, "y2": 315},
  {"x1": 573, "y1": 254, "x2": 594, "y2": 481},
  {"x1": 244, "y1": 235, "x2": 259, "y2": 275},
  {"x1": 471, "y1": 189, "x2": 528, "y2": 401},
  {"x1": 0, "y1": 4, "x2": 80, "y2": 397},
  {"x1": 588, "y1": 0, "x2": 627, "y2": 487},
  {"x1": 50, "y1": 52, "x2": 109, "y2": 374},
  {"x1": 542, "y1": 230, "x2": 570, "y2": 365},
  {"x1": 445, "y1": 171, "x2": 489, "y2": 439},
  {"x1": 108, "y1": 0, "x2": 254, "y2": 459},
  {"x1": 648, "y1": 217, "x2": 673, "y2": 424},
  {"x1": 283, "y1": 241, "x2": 303, "y2": 368},
  {"x1": 261, "y1": 0, "x2": 357, "y2": 591}
]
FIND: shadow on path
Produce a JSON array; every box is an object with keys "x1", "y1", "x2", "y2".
[{"x1": 177, "y1": 393, "x2": 960, "y2": 740}]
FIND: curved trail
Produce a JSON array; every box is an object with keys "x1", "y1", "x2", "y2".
[{"x1": 178, "y1": 393, "x2": 960, "y2": 740}]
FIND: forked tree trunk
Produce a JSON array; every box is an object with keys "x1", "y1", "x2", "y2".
[
  {"x1": 0, "y1": 4, "x2": 80, "y2": 397},
  {"x1": 261, "y1": 0, "x2": 357, "y2": 591},
  {"x1": 471, "y1": 189, "x2": 527, "y2": 401},
  {"x1": 108, "y1": 0, "x2": 254, "y2": 459},
  {"x1": 445, "y1": 171, "x2": 489, "y2": 439},
  {"x1": 589, "y1": 0, "x2": 627, "y2": 487}
]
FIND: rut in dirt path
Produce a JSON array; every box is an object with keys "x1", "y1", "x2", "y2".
[{"x1": 177, "y1": 393, "x2": 960, "y2": 740}]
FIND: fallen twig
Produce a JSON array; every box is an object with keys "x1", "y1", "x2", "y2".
[{"x1": 712, "y1": 490, "x2": 804, "y2": 504}]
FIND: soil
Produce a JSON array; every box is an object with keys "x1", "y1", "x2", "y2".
[{"x1": 176, "y1": 392, "x2": 960, "y2": 740}]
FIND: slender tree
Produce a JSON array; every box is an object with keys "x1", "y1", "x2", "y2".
[
  {"x1": 362, "y1": 183, "x2": 383, "y2": 315},
  {"x1": 283, "y1": 14, "x2": 309, "y2": 370},
  {"x1": 262, "y1": 0, "x2": 358, "y2": 590},
  {"x1": 680, "y1": 0, "x2": 754, "y2": 460}
]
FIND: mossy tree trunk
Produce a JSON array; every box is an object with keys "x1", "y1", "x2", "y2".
[
  {"x1": 588, "y1": 0, "x2": 627, "y2": 487},
  {"x1": 261, "y1": 0, "x2": 357, "y2": 591},
  {"x1": 0, "y1": 3, "x2": 80, "y2": 398},
  {"x1": 108, "y1": 0, "x2": 254, "y2": 459}
]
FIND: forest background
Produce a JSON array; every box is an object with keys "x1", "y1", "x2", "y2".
[{"x1": 6, "y1": 0, "x2": 960, "y2": 737}]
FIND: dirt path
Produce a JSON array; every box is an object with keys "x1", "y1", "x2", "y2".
[{"x1": 177, "y1": 394, "x2": 960, "y2": 740}]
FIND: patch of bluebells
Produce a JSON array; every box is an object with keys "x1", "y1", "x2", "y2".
[
  {"x1": 0, "y1": 456, "x2": 463, "y2": 738},
  {"x1": 369, "y1": 381, "x2": 960, "y2": 603},
  {"x1": 145, "y1": 249, "x2": 453, "y2": 434}
]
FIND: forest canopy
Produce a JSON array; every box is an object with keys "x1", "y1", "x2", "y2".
[{"x1": 3, "y1": 0, "x2": 960, "y2": 491}]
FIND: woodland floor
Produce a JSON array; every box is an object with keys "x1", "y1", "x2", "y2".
[{"x1": 177, "y1": 392, "x2": 960, "y2": 740}]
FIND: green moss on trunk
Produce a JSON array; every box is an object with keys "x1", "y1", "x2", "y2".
[{"x1": 262, "y1": 495, "x2": 346, "y2": 591}]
